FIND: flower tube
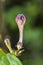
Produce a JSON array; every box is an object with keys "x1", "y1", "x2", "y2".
[{"x1": 16, "y1": 14, "x2": 26, "y2": 50}]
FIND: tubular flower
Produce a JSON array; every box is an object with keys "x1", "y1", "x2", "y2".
[{"x1": 16, "y1": 14, "x2": 26, "y2": 50}]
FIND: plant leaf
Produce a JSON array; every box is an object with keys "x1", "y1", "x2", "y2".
[{"x1": 0, "y1": 53, "x2": 22, "y2": 65}]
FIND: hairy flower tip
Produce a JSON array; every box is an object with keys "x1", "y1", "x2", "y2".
[{"x1": 16, "y1": 14, "x2": 26, "y2": 24}]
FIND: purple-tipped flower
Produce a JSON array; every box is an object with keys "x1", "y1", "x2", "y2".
[
  {"x1": 16, "y1": 14, "x2": 26, "y2": 31},
  {"x1": 16, "y1": 14, "x2": 26, "y2": 24},
  {"x1": 16, "y1": 14, "x2": 26, "y2": 50}
]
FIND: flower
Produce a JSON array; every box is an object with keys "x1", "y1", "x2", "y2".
[
  {"x1": 16, "y1": 14, "x2": 26, "y2": 50},
  {"x1": 16, "y1": 14, "x2": 26, "y2": 23},
  {"x1": 16, "y1": 14, "x2": 26, "y2": 29},
  {"x1": 4, "y1": 38, "x2": 13, "y2": 53}
]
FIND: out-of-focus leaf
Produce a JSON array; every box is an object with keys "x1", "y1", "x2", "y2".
[
  {"x1": 0, "y1": 49, "x2": 6, "y2": 59},
  {"x1": 0, "y1": 49, "x2": 22, "y2": 65}
]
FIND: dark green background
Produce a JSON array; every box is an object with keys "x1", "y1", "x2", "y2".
[{"x1": 0, "y1": 0, "x2": 43, "y2": 65}]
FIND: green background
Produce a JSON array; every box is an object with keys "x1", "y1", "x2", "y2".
[{"x1": 0, "y1": 0, "x2": 43, "y2": 65}]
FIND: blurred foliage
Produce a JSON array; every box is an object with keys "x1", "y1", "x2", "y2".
[
  {"x1": 0, "y1": 49, "x2": 22, "y2": 65},
  {"x1": 21, "y1": 52, "x2": 43, "y2": 65},
  {"x1": 0, "y1": 49, "x2": 6, "y2": 59},
  {"x1": 5, "y1": 6, "x2": 22, "y2": 29}
]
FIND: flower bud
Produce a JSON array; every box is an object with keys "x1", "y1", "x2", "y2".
[{"x1": 16, "y1": 14, "x2": 26, "y2": 25}]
